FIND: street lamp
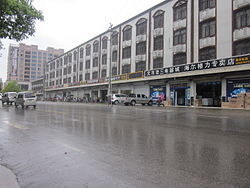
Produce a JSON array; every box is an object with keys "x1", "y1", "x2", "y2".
[{"x1": 108, "y1": 23, "x2": 113, "y2": 100}]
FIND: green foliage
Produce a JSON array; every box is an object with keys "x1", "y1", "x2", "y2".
[
  {"x1": 2, "y1": 81, "x2": 21, "y2": 93},
  {"x1": 0, "y1": 0, "x2": 44, "y2": 41}
]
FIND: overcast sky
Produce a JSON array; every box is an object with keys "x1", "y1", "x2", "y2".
[{"x1": 0, "y1": 0, "x2": 164, "y2": 82}]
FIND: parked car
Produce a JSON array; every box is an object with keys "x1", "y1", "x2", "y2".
[
  {"x1": 2, "y1": 92, "x2": 17, "y2": 105},
  {"x1": 110, "y1": 94, "x2": 127, "y2": 105},
  {"x1": 15, "y1": 92, "x2": 37, "y2": 109},
  {"x1": 0, "y1": 93, "x2": 2, "y2": 100},
  {"x1": 124, "y1": 93, "x2": 153, "y2": 106}
]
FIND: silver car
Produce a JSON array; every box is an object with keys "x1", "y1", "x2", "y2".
[
  {"x1": 124, "y1": 93, "x2": 153, "y2": 106},
  {"x1": 15, "y1": 92, "x2": 37, "y2": 109}
]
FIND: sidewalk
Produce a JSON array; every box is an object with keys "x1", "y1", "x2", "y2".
[{"x1": 0, "y1": 165, "x2": 20, "y2": 188}]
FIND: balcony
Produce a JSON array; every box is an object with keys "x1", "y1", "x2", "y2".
[
  {"x1": 173, "y1": 44, "x2": 186, "y2": 54},
  {"x1": 233, "y1": 0, "x2": 250, "y2": 10},
  {"x1": 153, "y1": 28, "x2": 164, "y2": 37},
  {"x1": 122, "y1": 58, "x2": 131, "y2": 65},
  {"x1": 135, "y1": 54, "x2": 146, "y2": 62},
  {"x1": 199, "y1": 8, "x2": 215, "y2": 22},
  {"x1": 122, "y1": 40, "x2": 132, "y2": 48},
  {"x1": 173, "y1": 19, "x2": 186, "y2": 31},
  {"x1": 233, "y1": 27, "x2": 250, "y2": 41},
  {"x1": 111, "y1": 45, "x2": 118, "y2": 51},
  {"x1": 153, "y1": 50, "x2": 163, "y2": 59},
  {"x1": 136, "y1": 34, "x2": 147, "y2": 43},
  {"x1": 102, "y1": 49, "x2": 107, "y2": 54},
  {"x1": 199, "y1": 36, "x2": 216, "y2": 49},
  {"x1": 92, "y1": 52, "x2": 99, "y2": 58}
]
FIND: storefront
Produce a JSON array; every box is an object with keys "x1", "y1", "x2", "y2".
[
  {"x1": 150, "y1": 85, "x2": 166, "y2": 103},
  {"x1": 196, "y1": 81, "x2": 221, "y2": 107},
  {"x1": 170, "y1": 83, "x2": 190, "y2": 106},
  {"x1": 227, "y1": 78, "x2": 250, "y2": 99}
]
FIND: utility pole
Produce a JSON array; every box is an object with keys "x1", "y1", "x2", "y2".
[{"x1": 108, "y1": 23, "x2": 113, "y2": 102}]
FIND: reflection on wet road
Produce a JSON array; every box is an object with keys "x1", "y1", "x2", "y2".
[{"x1": 0, "y1": 102, "x2": 250, "y2": 188}]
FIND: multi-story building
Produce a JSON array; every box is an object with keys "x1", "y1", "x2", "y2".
[
  {"x1": 7, "y1": 43, "x2": 64, "y2": 89},
  {"x1": 45, "y1": 0, "x2": 250, "y2": 107},
  {"x1": 0, "y1": 78, "x2": 3, "y2": 91}
]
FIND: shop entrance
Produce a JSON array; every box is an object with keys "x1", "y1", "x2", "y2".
[
  {"x1": 100, "y1": 90, "x2": 108, "y2": 102},
  {"x1": 170, "y1": 84, "x2": 190, "y2": 106},
  {"x1": 196, "y1": 81, "x2": 221, "y2": 107}
]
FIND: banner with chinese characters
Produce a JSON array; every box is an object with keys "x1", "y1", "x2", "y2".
[{"x1": 145, "y1": 55, "x2": 250, "y2": 77}]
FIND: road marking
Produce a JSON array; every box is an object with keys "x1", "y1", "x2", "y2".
[
  {"x1": 0, "y1": 128, "x2": 6, "y2": 132},
  {"x1": 54, "y1": 140, "x2": 84, "y2": 153},
  {"x1": 197, "y1": 114, "x2": 229, "y2": 119},
  {"x1": 3, "y1": 121, "x2": 29, "y2": 130}
]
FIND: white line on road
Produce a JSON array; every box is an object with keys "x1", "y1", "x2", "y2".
[
  {"x1": 2, "y1": 121, "x2": 29, "y2": 130},
  {"x1": 54, "y1": 140, "x2": 84, "y2": 154}
]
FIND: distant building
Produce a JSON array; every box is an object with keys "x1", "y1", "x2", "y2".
[
  {"x1": 31, "y1": 77, "x2": 44, "y2": 100},
  {"x1": 7, "y1": 43, "x2": 64, "y2": 88},
  {"x1": 0, "y1": 78, "x2": 3, "y2": 91}
]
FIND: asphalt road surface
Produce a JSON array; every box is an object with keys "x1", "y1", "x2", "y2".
[{"x1": 0, "y1": 102, "x2": 250, "y2": 188}]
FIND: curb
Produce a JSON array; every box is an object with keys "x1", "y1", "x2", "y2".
[{"x1": 0, "y1": 165, "x2": 20, "y2": 188}]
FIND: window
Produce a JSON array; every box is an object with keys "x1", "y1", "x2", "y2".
[
  {"x1": 80, "y1": 48, "x2": 84, "y2": 58},
  {"x1": 101, "y1": 69, "x2": 107, "y2": 78},
  {"x1": 136, "y1": 61, "x2": 146, "y2": 72},
  {"x1": 73, "y1": 64, "x2": 76, "y2": 72},
  {"x1": 86, "y1": 45, "x2": 91, "y2": 56},
  {"x1": 92, "y1": 71, "x2": 98, "y2": 79},
  {"x1": 93, "y1": 41, "x2": 99, "y2": 53},
  {"x1": 64, "y1": 56, "x2": 68, "y2": 65},
  {"x1": 73, "y1": 76, "x2": 76, "y2": 83},
  {"x1": 79, "y1": 62, "x2": 83, "y2": 71},
  {"x1": 112, "y1": 32, "x2": 118, "y2": 45},
  {"x1": 174, "y1": 28, "x2": 186, "y2": 45},
  {"x1": 154, "y1": 36, "x2": 164, "y2": 50},
  {"x1": 173, "y1": 53, "x2": 186, "y2": 65},
  {"x1": 68, "y1": 77, "x2": 71, "y2": 83},
  {"x1": 112, "y1": 67, "x2": 117, "y2": 76},
  {"x1": 68, "y1": 54, "x2": 72, "y2": 63},
  {"x1": 123, "y1": 26, "x2": 132, "y2": 41},
  {"x1": 235, "y1": 7, "x2": 250, "y2": 29},
  {"x1": 199, "y1": 0, "x2": 216, "y2": 11},
  {"x1": 79, "y1": 74, "x2": 83, "y2": 81},
  {"x1": 85, "y1": 73, "x2": 90, "y2": 80},
  {"x1": 85, "y1": 60, "x2": 90, "y2": 69},
  {"x1": 136, "y1": 42, "x2": 146, "y2": 55},
  {"x1": 153, "y1": 58, "x2": 163, "y2": 69},
  {"x1": 122, "y1": 64, "x2": 131, "y2": 74},
  {"x1": 93, "y1": 57, "x2": 98, "y2": 67},
  {"x1": 122, "y1": 47, "x2": 131, "y2": 59},
  {"x1": 136, "y1": 19, "x2": 147, "y2": 36},
  {"x1": 73, "y1": 51, "x2": 77, "y2": 61},
  {"x1": 102, "y1": 54, "x2": 107, "y2": 65},
  {"x1": 233, "y1": 39, "x2": 250, "y2": 56},
  {"x1": 112, "y1": 51, "x2": 117, "y2": 62},
  {"x1": 102, "y1": 37, "x2": 108, "y2": 49},
  {"x1": 173, "y1": 3, "x2": 187, "y2": 21},
  {"x1": 200, "y1": 19, "x2": 216, "y2": 38},
  {"x1": 68, "y1": 66, "x2": 71, "y2": 74},
  {"x1": 63, "y1": 78, "x2": 67, "y2": 84},
  {"x1": 154, "y1": 11, "x2": 164, "y2": 29},
  {"x1": 199, "y1": 47, "x2": 216, "y2": 61}
]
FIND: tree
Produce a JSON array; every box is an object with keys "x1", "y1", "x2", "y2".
[
  {"x1": 0, "y1": 0, "x2": 44, "y2": 42},
  {"x1": 2, "y1": 81, "x2": 21, "y2": 93}
]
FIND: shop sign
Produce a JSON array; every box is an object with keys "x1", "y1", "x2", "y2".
[
  {"x1": 80, "y1": 81, "x2": 87, "y2": 85},
  {"x1": 227, "y1": 79, "x2": 250, "y2": 98},
  {"x1": 105, "y1": 74, "x2": 127, "y2": 82},
  {"x1": 87, "y1": 79, "x2": 99, "y2": 84},
  {"x1": 128, "y1": 71, "x2": 144, "y2": 80},
  {"x1": 145, "y1": 55, "x2": 250, "y2": 77},
  {"x1": 150, "y1": 86, "x2": 166, "y2": 101}
]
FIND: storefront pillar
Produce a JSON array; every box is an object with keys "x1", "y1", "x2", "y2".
[
  {"x1": 190, "y1": 81, "x2": 196, "y2": 105},
  {"x1": 166, "y1": 82, "x2": 171, "y2": 100},
  {"x1": 221, "y1": 78, "x2": 227, "y2": 102}
]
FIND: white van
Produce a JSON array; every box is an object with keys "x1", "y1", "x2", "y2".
[
  {"x1": 2, "y1": 92, "x2": 17, "y2": 105},
  {"x1": 15, "y1": 92, "x2": 37, "y2": 109}
]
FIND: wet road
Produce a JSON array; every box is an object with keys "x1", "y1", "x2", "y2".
[{"x1": 0, "y1": 102, "x2": 250, "y2": 188}]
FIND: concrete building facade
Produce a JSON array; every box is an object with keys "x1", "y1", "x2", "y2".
[
  {"x1": 45, "y1": 0, "x2": 250, "y2": 107},
  {"x1": 7, "y1": 43, "x2": 64, "y2": 90}
]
